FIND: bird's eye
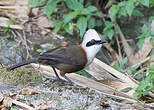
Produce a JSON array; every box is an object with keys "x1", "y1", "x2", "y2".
[{"x1": 86, "y1": 39, "x2": 96, "y2": 47}]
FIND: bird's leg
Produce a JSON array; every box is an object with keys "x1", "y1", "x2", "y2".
[
  {"x1": 60, "y1": 72, "x2": 85, "y2": 88},
  {"x1": 52, "y1": 66, "x2": 61, "y2": 80},
  {"x1": 62, "y1": 74, "x2": 74, "y2": 84},
  {"x1": 62, "y1": 74, "x2": 85, "y2": 88}
]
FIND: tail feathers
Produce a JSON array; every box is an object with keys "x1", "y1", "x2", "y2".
[{"x1": 7, "y1": 58, "x2": 38, "y2": 71}]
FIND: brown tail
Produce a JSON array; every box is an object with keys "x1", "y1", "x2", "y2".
[{"x1": 7, "y1": 58, "x2": 38, "y2": 71}]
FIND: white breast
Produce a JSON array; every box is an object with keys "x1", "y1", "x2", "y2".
[{"x1": 81, "y1": 29, "x2": 102, "y2": 66}]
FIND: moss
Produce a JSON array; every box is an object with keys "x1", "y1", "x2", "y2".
[{"x1": 0, "y1": 67, "x2": 44, "y2": 86}]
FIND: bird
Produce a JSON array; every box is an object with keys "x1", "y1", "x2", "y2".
[{"x1": 7, "y1": 29, "x2": 107, "y2": 84}]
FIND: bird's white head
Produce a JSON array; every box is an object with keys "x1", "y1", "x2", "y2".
[{"x1": 81, "y1": 29, "x2": 106, "y2": 65}]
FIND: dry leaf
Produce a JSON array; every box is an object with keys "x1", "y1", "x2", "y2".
[
  {"x1": 3, "y1": 97, "x2": 13, "y2": 107},
  {"x1": 37, "y1": 16, "x2": 51, "y2": 28},
  {"x1": 0, "y1": 0, "x2": 16, "y2": 5},
  {"x1": 0, "y1": 17, "x2": 23, "y2": 29},
  {"x1": 32, "y1": 8, "x2": 39, "y2": 16},
  {"x1": 14, "y1": 0, "x2": 29, "y2": 5},
  {"x1": 36, "y1": 101, "x2": 51, "y2": 110},
  {"x1": 134, "y1": 37, "x2": 152, "y2": 64},
  {"x1": 41, "y1": 29, "x2": 50, "y2": 35},
  {"x1": 20, "y1": 88, "x2": 41, "y2": 95},
  {"x1": 15, "y1": 5, "x2": 31, "y2": 22},
  {"x1": 99, "y1": 79, "x2": 135, "y2": 97}
]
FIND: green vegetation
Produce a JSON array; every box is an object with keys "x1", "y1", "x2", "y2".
[
  {"x1": 133, "y1": 66, "x2": 154, "y2": 100},
  {"x1": 29, "y1": 0, "x2": 101, "y2": 38}
]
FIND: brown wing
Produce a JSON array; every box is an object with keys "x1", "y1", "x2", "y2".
[{"x1": 38, "y1": 45, "x2": 87, "y2": 66}]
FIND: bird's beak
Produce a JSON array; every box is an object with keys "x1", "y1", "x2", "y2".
[{"x1": 99, "y1": 40, "x2": 107, "y2": 44}]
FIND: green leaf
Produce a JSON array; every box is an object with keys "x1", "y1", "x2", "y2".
[
  {"x1": 109, "y1": 5, "x2": 119, "y2": 20},
  {"x1": 118, "y1": 7, "x2": 127, "y2": 17},
  {"x1": 104, "y1": 29, "x2": 114, "y2": 40},
  {"x1": 148, "y1": 16, "x2": 154, "y2": 22},
  {"x1": 43, "y1": 0, "x2": 59, "y2": 19},
  {"x1": 81, "y1": 6, "x2": 97, "y2": 15},
  {"x1": 79, "y1": 0, "x2": 84, "y2": 4},
  {"x1": 64, "y1": 23, "x2": 73, "y2": 35},
  {"x1": 118, "y1": 1, "x2": 127, "y2": 17},
  {"x1": 150, "y1": 0, "x2": 154, "y2": 6},
  {"x1": 96, "y1": 20, "x2": 102, "y2": 27},
  {"x1": 132, "y1": 9, "x2": 144, "y2": 16},
  {"x1": 53, "y1": 20, "x2": 63, "y2": 33},
  {"x1": 64, "y1": 0, "x2": 83, "y2": 10},
  {"x1": 121, "y1": 57, "x2": 128, "y2": 67},
  {"x1": 76, "y1": 16, "x2": 87, "y2": 38},
  {"x1": 36, "y1": 49, "x2": 46, "y2": 54},
  {"x1": 88, "y1": 17, "x2": 96, "y2": 28},
  {"x1": 104, "y1": 21, "x2": 114, "y2": 28},
  {"x1": 134, "y1": 67, "x2": 147, "y2": 77},
  {"x1": 63, "y1": 11, "x2": 80, "y2": 24},
  {"x1": 113, "y1": 61, "x2": 120, "y2": 70},
  {"x1": 140, "y1": 0, "x2": 149, "y2": 7},
  {"x1": 142, "y1": 24, "x2": 148, "y2": 33},
  {"x1": 39, "y1": 0, "x2": 46, "y2": 5},
  {"x1": 120, "y1": 87, "x2": 132, "y2": 92},
  {"x1": 126, "y1": 0, "x2": 135, "y2": 17},
  {"x1": 29, "y1": 0, "x2": 39, "y2": 7},
  {"x1": 137, "y1": 38, "x2": 145, "y2": 49}
]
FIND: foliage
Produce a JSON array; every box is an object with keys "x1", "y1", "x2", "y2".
[
  {"x1": 113, "y1": 57, "x2": 128, "y2": 73},
  {"x1": 36, "y1": 49, "x2": 47, "y2": 54},
  {"x1": 133, "y1": 66, "x2": 154, "y2": 100},
  {"x1": 107, "y1": 0, "x2": 153, "y2": 40},
  {"x1": 103, "y1": 21, "x2": 116, "y2": 40},
  {"x1": 29, "y1": 0, "x2": 100, "y2": 38},
  {"x1": 109, "y1": 0, "x2": 150, "y2": 20},
  {"x1": 137, "y1": 23, "x2": 154, "y2": 49}
]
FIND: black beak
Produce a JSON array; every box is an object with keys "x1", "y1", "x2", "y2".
[
  {"x1": 97, "y1": 40, "x2": 107, "y2": 44},
  {"x1": 86, "y1": 39, "x2": 107, "y2": 47}
]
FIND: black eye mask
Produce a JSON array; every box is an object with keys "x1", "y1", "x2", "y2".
[{"x1": 86, "y1": 39, "x2": 107, "y2": 47}]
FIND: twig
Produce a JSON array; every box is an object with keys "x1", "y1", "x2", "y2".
[
  {"x1": 0, "y1": 6, "x2": 16, "y2": 10},
  {"x1": 103, "y1": 43, "x2": 120, "y2": 61},
  {"x1": 0, "y1": 24, "x2": 23, "y2": 30},
  {"x1": 22, "y1": 30, "x2": 31, "y2": 59},
  {"x1": 105, "y1": 0, "x2": 117, "y2": 9},
  {"x1": 115, "y1": 35, "x2": 122, "y2": 63},
  {"x1": 12, "y1": 99, "x2": 35, "y2": 110},
  {"x1": 114, "y1": 20, "x2": 134, "y2": 58}
]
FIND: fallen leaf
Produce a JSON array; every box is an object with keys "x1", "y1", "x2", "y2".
[
  {"x1": 15, "y1": 5, "x2": 31, "y2": 22},
  {"x1": 20, "y1": 88, "x2": 42, "y2": 95},
  {"x1": 37, "y1": 16, "x2": 52, "y2": 28},
  {"x1": 0, "y1": 17, "x2": 23, "y2": 30},
  {"x1": 0, "y1": 0, "x2": 16, "y2": 5},
  {"x1": 41, "y1": 29, "x2": 50, "y2": 35},
  {"x1": 32, "y1": 8, "x2": 39, "y2": 16},
  {"x1": 14, "y1": 0, "x2": 29, "y2": 5},
  {"x1": 3, "y1": 97, "x2": 13, "y2": 107}
]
